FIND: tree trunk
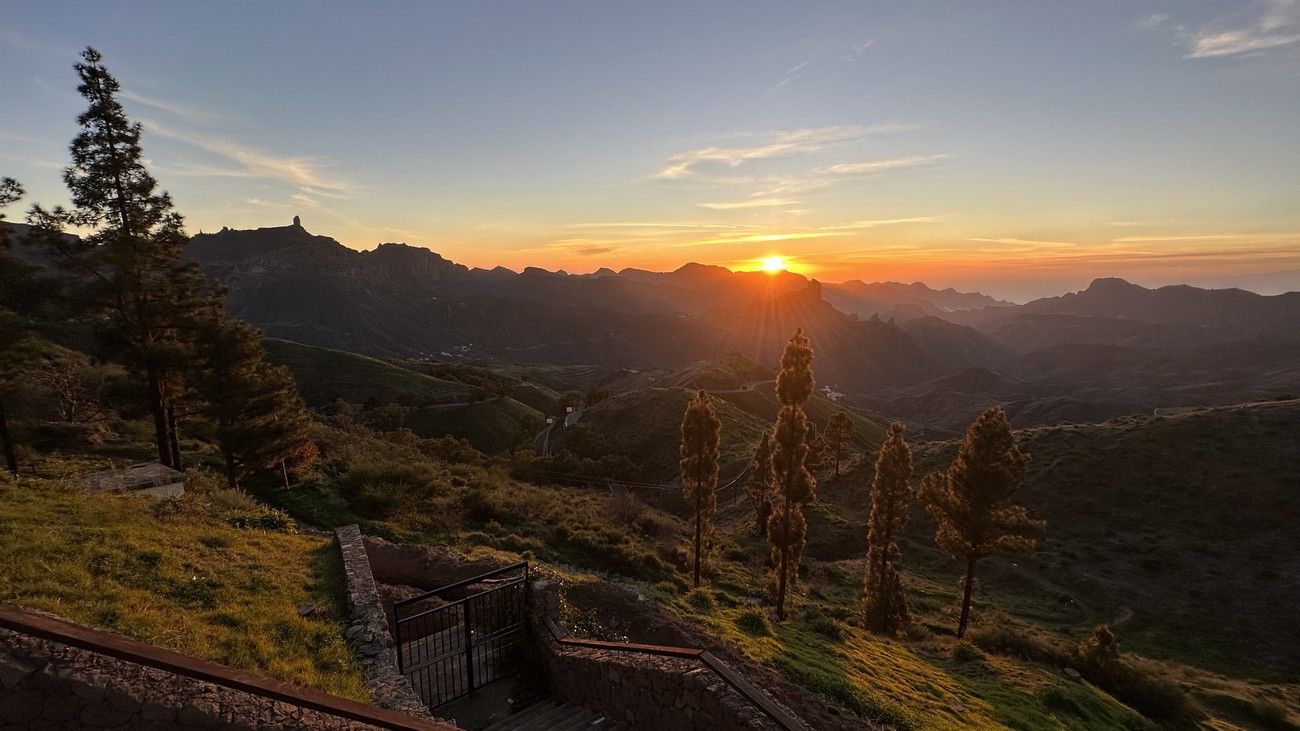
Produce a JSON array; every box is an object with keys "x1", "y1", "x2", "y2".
[
  {"x1": 0, "y1": 398, "x2": 18, "y2": 477},
  {"x1": 694, "y1": 495, "x2": 702, "y2": 588},
  {"x1": 957, "y1": 553, "x2": 978, "y2": 638},
  {"x1": 775, "y1": 503, "x2": 791, "y2": 621},
  {"x1": 223, "y1": 451, "x2": 239, "y2": 491},
  {"x1": 145, "y1": 366, "x2": 171, "y2": 467},
  {"x1": 166, "y1": 404, "x2": 181, "y2": 469},
  {"x1": 281, "y1": 459, "x2": 290, "y2": 489},
  {"x1": 875, "y1": 523, "x2": 893, "y2": 603}
]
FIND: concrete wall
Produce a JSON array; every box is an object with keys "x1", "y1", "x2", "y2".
[{"x1": 0, "y1": 628, "x2": 385, "y2": 730}]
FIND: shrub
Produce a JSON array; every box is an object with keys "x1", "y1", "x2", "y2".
[
  {"x1": 952, "y1": 641, "x2": 983, "y2": 663},
  {"x1": 805, "y1": 612, "x2": 846, "y2": 642},
  {"x1": 686, "y1": 588, "x2": 717, "y2": 613},
  {"x1": 1074, "y1": 626, "x2": 1200, "y2": 723},
  {"x1": 735, "y1": 608, "x2": 773, "y2": 637}
]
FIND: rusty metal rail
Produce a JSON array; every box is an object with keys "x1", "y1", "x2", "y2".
[{"x1": 0, "y1": 607, "x2": 450, "y2": 731}]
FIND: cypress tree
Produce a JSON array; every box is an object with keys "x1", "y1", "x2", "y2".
[
  {"x1": 824, "y1": 411, "x2": 854, "y2": 477},
  {"x1": 768, "y1": 329, "x2": 816, "y2": 621},
  {"x1": 195, "y1": 317, "x2": 314, "y2": 489},
  {"x1": 920, "y1": 407, "x2": 1044, "y2": 638},
  {"x1": 680, "y1": 389, "x2": 720, "y2": 587},
  {"x1": 745, "y1": 431, "x2": 775, "y2": 537},
  {"x1": 863, "y1": 422, "x2": 913, "y2": 634},
  {"x1": 31, "y1": 48, "x2": 214, "y2": 469}
]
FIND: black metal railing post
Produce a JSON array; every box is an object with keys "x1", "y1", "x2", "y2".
[{"x1": 462, "y1": 601, "x2": 475, "y2": 695}]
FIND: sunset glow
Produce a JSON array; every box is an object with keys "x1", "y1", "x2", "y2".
[
  {"x1": 2, "y1": 2, "x2": 1297, "y2": 299},
  {"x1": 760, "y1": 255, "x2": 788, "y2": 274}
]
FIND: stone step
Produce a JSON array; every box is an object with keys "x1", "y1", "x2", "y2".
[
  {"x1": 482, "y1": 699, "x2": 558, "y2": 731},
  {"x1": 483, "y1": 698, "x2": 617, "y2": 731}
]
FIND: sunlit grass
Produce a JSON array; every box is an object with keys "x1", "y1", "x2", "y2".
[{"x1": 0, "y1": 470, "x2": 368, "y2": 700}]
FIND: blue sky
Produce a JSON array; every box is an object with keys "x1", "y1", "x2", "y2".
[{"x1": 2, "y1": 0, "x2": 1298, "y2": 299}]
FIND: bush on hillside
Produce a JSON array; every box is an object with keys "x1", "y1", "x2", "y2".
[{"x1": 1075, "y1": 625, "x2": 1200, "y2": 723}]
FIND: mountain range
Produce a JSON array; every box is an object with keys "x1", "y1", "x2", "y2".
[{"x1": 8, "y1": 218, "x2": 1299, "y2": 433}]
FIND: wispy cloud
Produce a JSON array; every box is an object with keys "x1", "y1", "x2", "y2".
[
  {"x1": 142, "y1": 118, "x2": 349, "y2": 193},
  {"x1": 1113, "y1": 232, "x2": 1300, "y2": 242},
  {"x1": 122, "y1": 90, "x2": 225, "y2": 123},
  {"x1": 1185, "y1": 0, "x2": 1300, "y2": 58},
  {"x1": 969, "y1": 237, "x2": 1079, "y2": 248},
  {"x1": 565, "y1": 221, "x2": 759, "y2": 231},
  {"x1": 766, "y1": 61, "x2": 809, "y2": 94},
  {"x1": 819, "y1": 216, "x2": 945, "y2": 230},
  {"x1": 655, "y1": 124, "x2": 909, "y2": 179},
  {"x1": 698, "y1": 198, "x2": 797, "y2": 210},
  {"x1": 819, "y1": 154, "x2": 952, "y2": 176}
]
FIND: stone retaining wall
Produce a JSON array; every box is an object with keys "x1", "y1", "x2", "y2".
[
  {"x1": 334, "y1": 524, "x2": 440, "y2": 721},
  {"x1": 531, "y1": 583, "x2": 781, "y2": 731},
  {"x1": 0, "y1": 628, "x2": 385, "y2": 730}
]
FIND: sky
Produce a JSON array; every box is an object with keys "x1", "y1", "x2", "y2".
[{"x1": 2, "y1": 1, "x2": 1299, "y2": 300}]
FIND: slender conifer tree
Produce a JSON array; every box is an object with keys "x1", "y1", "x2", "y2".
[
  {"x1": 921, "y1": 407, "x2": 1044, "y2": 637},
  {"x1": 824, "y1": 411, "x2": 854, "y2": 477},
  {"x1": 31, "y1": 48, "x2": 215, "y2": 468},
  {"x1": 680, "y1": 389, "x2": 721, "y2": 587},
  {"x1": 863, "y1": 421, "x2": 913, "y2": 633},
  {"x1": 746, "y1": 431, "x2": 775, "y2": 537},
  {"x1": 768, "y1": 329, "x2": 816, "y2": 620}
]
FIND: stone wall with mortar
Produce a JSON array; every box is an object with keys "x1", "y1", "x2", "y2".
[
  {"x1": 0, "y1": 628, "x2": 396, "y2": 730},
  {"x1": 531, "y1": 583, "x2": 782, "y2": 731},
  {"x1": 334, "y1": 524, "x2": 442, "y2": 721}
]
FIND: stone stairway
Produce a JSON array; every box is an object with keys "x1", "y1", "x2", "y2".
[{"x1": 482, "y1": 699, "x2": 619, "y2": 730}]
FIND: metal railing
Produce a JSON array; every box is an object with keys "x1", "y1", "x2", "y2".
[{"x1": 393, "y1": 562, "x2": 529, "y2": 709}]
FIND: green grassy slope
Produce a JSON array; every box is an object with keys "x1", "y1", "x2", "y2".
[
  {"x1": 405, "y1": 397, "x2": 546, "y2": 454},
  {"x1": 822, "y1": 400, "x2": 1300, "y2": 681},
  {"x1": 715, "y1": 383, "x2": 889, "y2": 448},
  {"x1": 576, "y1": 388, "x2": 769, "y2": 482},
  {"x1": 0, "y1": 464, "x2": 367, "y2": 699},
  {"x1": 265, "y1": 338, "x2": 481, "y2": 406}
]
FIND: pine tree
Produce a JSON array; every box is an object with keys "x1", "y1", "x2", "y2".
[
  {"x1": 30, "y1": 48, "x2": 215, "y2": 469},
  {"x1": 768, "y1": 329, "x2": 816, "y2": 621},
  {"x1": 195, "y1": 317, "x2": 314, "y2": 489},
  {"x1": 863, "y1": 422, "x2": 913, "y2": 634},
  {"x1": 0, "y1": 177, "x2": 40, "y2": 476},
  {"x1": 680, "y1": 389, "x2": 720, "y2": 587},
  {"x1": 745, "y1": 431, "x2": 775, "y2": 537},
  {"x1": 824, "y1": 411, "x2": 854, "y2": 476},
  {"x1": 920, "y1": 407, "x2": 1044, "y2": 638}
]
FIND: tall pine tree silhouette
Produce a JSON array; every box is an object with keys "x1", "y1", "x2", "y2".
[
  {"x1": 746, "y1": 431, "x2": 775, "y2": 537},
  {"x1": 680, "y1": 389, "x2": 720, "y2": 587},
  {"x1": 31, "y1": 48, "x2": 214, "y2": 468},
  {"x1": 769, "y1": 329, "x2": 816, "y2": 621},
  {"x1": 863, "y1": 421, "x2": 913, "y2": 634},
  {"x1": 195, "y1": 317, "x2": 314, "y2": 489},
  {"x1": 0, "y1": 178, "x2": 39, "y2": 476},
  {"x1": 921, "y1": 407, "x2": 1044, "y2": 637}
]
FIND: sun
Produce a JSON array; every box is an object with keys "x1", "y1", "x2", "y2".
[{"x1": 759, "y1": 255, "x2": 788, "y2": 274}]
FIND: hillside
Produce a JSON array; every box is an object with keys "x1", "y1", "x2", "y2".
[
  {"x1": 569, "y1": 388, "x2": 769, "y2": 483},
  {"x1": 265, "y1": 339, "x2": 544, "y2": 452},
  {"x1": 817, "y1": 400, "x2": 1300, "y2": 681},
  {"x1": 264, "y1": 338, "x2": 482, "y2": 406},
  {"x1": 0, "y1": 463, "x2": 367, "y2": 699}
]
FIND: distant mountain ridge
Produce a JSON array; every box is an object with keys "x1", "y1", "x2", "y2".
[{"x1": 9, "y1": 219, "x2": 1299, "y2": 429}]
